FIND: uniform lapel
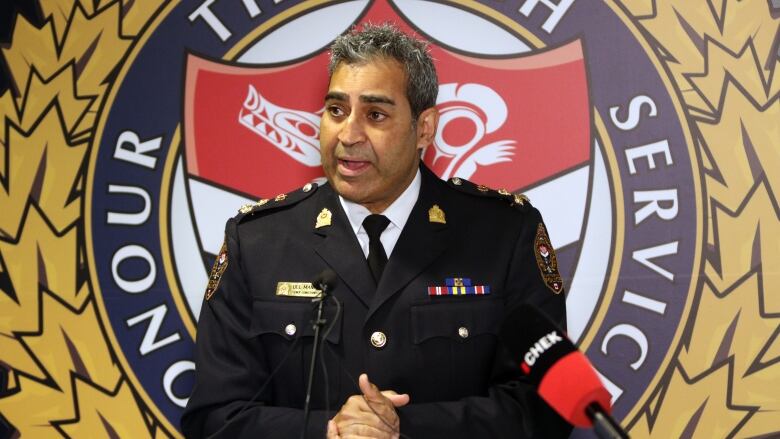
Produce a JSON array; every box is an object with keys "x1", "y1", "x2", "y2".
[
  {"x1": 313, "y1": 186, "x2": 375, "y2": 308},
  {"x1": 366, "y1": 167, "x2": 451, "y2": 320}
]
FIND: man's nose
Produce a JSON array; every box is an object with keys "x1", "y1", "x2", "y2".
[{"x1": 337, "y1": 113, "x2": 366, "y2": 146}]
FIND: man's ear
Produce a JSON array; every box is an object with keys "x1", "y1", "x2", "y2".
[{"x1": 415, "y1": 107, "x2": 439, "y2": 151}]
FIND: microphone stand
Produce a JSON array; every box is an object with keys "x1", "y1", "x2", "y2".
[
  {"x1": 300, "y1": 284, "x2": 330, "y2": 439},
  {"x1": 586, "y1": 403, "x2": 630, "y2": 439}
]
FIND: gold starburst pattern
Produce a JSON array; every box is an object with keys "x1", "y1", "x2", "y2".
[
  {"x1": 0, "y1": 0, "x2": 167, "y2": 437},
  {"x1": 621, "y1": 1, "x2": 780, "y2": 437}
]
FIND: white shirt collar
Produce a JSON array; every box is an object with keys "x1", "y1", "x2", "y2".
[{"x1": 338, "y1": 169, "x2": 421, "y2": 257}]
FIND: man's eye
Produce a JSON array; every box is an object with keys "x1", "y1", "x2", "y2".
[
  {"x1": 328, "y1": 106, "x2": 345, "y2": 117},
  {"x1": 368, "y1": 111, "x2": 387, "y2": 121}
]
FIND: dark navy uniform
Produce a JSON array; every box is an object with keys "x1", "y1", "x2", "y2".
[{"x1": 182, "y1": 166, "x2": 571, "y2": 438}]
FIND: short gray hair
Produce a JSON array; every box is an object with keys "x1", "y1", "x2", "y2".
[{"x1": 328, "y1": 23, "x2": 438, "y2": 120}]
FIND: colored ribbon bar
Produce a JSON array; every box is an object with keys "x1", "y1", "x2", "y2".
[{"x1": 427, "y1": 284, "x2": 491, "y2": 296}]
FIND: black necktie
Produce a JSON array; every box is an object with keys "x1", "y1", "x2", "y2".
[{"x1": 362, "y1": 214, "x2": 390, "y2": 283}]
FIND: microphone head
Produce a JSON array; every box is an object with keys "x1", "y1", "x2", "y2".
[
  {"x1": 500, "y1": 303, "x2": 577, "y2": 385},
  {"x1": 312, "y1": 269, "x2": 339, "y2": 293},
  {"x1": 538, "y1": 351, "x2": 612, "y2": 427},
  {"x1": 500, "y1": 303, "x2": 612, "y2": 427}
]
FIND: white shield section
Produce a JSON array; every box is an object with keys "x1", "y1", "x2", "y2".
[
  {"x1": 393, "y1": 0, "x2": 531, "y2": 54},
  {"x1": 566, "y1": 142, "x2": 613, "y2": 342},
  {"x1": 239, "y1": 1, "x2": 370, "y2": 64},
  {"x1": 526, "y1": 166, "x2": 589, "y2": 250},
  {"x1": 171, "y1": 157, "x2": 253, "y2": 318}
]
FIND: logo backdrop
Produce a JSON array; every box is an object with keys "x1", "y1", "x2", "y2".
[{"x1": 1, "y1": 1, "x2": 779, "y2": 437}]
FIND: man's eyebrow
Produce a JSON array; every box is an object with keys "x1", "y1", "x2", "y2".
[
  {"x1": 360, "y1": 94, "x2": 395, "y2": 106},
  {"x1": 323, "y1": 92, "x2": 395, "y2": 106},
  {"x1": 324, "y1": 91, "x2": 348, "y2": 102}
]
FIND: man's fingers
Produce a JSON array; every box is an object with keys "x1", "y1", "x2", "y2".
[
  {"x1": 337, "y1": 421, "x2": 396, "y2": 439},
  {"x1": 334, "y1": 395, "x2": 395, "y2": 434},
  {"x1": 386, "y1": 393, "x2": 410, "y2": 407},
  {"x1": 345, "y1": 373, "x2": 404, "y2": 436},
  {"x1": 361, "y1": 374, "x2": 410, "y2": 406},
  {"x1": 380, "y1": 390, "x2": 410, "y2": 407},
  {"x1": 327, "y1": 420, "x2": 341, "y2": 439},
  {"x1": 358, "y1": 373, "x2": 383, "y2": 402},
  {"x1": 340, "y1": 435, "x2": 386, "y2": 439}
]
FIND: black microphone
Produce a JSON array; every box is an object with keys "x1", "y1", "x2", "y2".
[
  {"x1": 301, "y1": 269, "x2": 339, "y2": 439},
  {"x1": 500, "y1": 304, "x2": 629, "y2": 439},
  {"x1": 312, "y1": 269, "x2": 338, "y2": 296}
]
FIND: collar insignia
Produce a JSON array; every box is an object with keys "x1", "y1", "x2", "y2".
[
  {"x1": 428, "y1": 204, "x2": 446, "y2": 224},
  {"x1": 315, "y1": 208, "x2": 332, "y2": 229}
]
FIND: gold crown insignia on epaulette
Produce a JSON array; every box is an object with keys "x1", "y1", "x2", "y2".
[{"x1": 237, "y1": 182, "x2": 317, "y2": 215}]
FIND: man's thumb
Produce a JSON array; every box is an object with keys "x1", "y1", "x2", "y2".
[
  {"x1": 384, "y1": 392, "x2": 410, "y2": 407},
  {"x1": 358, "y1": 373, "x2": 381, "y2": 400}
]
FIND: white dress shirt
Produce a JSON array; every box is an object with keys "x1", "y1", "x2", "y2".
[{"x1": 339, "y1": 169, "x2": 421, "y2": 258}]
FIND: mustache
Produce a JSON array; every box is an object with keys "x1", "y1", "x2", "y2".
[{"x1": 334, "y1": 144, "x2": 374, "y2": 162}]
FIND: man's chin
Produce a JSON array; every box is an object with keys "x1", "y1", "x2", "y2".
[
  {"x1": 336, "y1": 191, "x2": 370, "y2": 206},
  {"x1": 331, "y1": 179, "x2": 368, "y2": 202}
]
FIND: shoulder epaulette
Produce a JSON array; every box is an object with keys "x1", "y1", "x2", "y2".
[
  {"x1": 446, "y1": 177, "x2": 532, "y2": 211},
  {"x1": 234, "y1": 182, "x2": 319, "y2": 223}
]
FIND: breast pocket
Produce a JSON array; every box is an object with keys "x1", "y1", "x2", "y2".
[
  {"x1": 249, "y1": 300, "x2": 341, "y2": 343},
  {"x1": 410, "y1": 299, "x2": 503, "y2": 398},
  {"x1": 248, "y1": 300, "x2": 342, "y2": 406}
]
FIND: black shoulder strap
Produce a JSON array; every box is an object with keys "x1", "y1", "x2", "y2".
[
  {"x1": 446, "y1": 177, "x2": 532, "y2": 211},
  {"x1": 234, "y1": 182, "x2": 319, "y2": 223}
]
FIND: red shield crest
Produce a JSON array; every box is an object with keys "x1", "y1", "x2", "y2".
[{"x1": 184, "y1": 1, "x2": 590, "y2": 198}]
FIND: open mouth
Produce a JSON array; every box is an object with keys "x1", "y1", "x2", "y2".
[{"x1": 338, "y1": 159, "x2": 371, "y2": 175}]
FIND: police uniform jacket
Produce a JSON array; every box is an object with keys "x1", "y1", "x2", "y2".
[{"x1": 181, "y1": 165, "x2": 571, "y2": 438}]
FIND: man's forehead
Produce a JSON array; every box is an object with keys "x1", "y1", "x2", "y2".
[
  {"x1": 331, "y1": 55, "x2": 405, "y2": 74},
  {"x1": 325, "y1": 58, "x2": 408, "y2": 104},
  {"x1": 328, "y1": 57, "x2": 406, "y2": 86}
]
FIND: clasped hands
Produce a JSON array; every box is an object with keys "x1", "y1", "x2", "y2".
[{"x1": 326, "y1": 374, "x2": 410, "y2": 439}]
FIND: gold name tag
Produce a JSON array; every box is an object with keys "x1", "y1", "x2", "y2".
[{"x1": 276, "y1": 282, "x2": 322, "y2": 298}]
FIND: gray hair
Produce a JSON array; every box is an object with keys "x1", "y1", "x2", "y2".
[{"x1": 328, "y1": 23, "x2": 438, "y2": 121}]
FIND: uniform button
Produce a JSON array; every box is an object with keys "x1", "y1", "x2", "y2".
[
  {"x1": 458, "y1": 326, "x2": 469, "y2": 339},
  {"x1": 302, "y1": 183, "x2": 312, "y2": 192},
  {"x1": 285, "y1": 323, "x2": 297, "y2": 336},
  {"x1": 370, "y1": 331, "x2": 387, "y2": 348}
]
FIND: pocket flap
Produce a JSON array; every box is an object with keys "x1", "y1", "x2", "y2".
[
  {"x1": 250, "y1": 300, "x2": 341, "y2": 344},
  {"x1": 411, "y1": 299, "x2": 502, "y2": 344}
]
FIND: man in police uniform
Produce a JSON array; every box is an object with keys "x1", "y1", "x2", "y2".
[{"x1": 182, "y1": 24, "x2": 571, "y2": 439}]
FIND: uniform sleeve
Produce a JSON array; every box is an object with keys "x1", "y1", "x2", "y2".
[
  {"x1": 395, "y1": 207, "x2": 572, "y2": 438},
  {"x1": 180, "y1": 219, "x2": 328, "y2": 439}
]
